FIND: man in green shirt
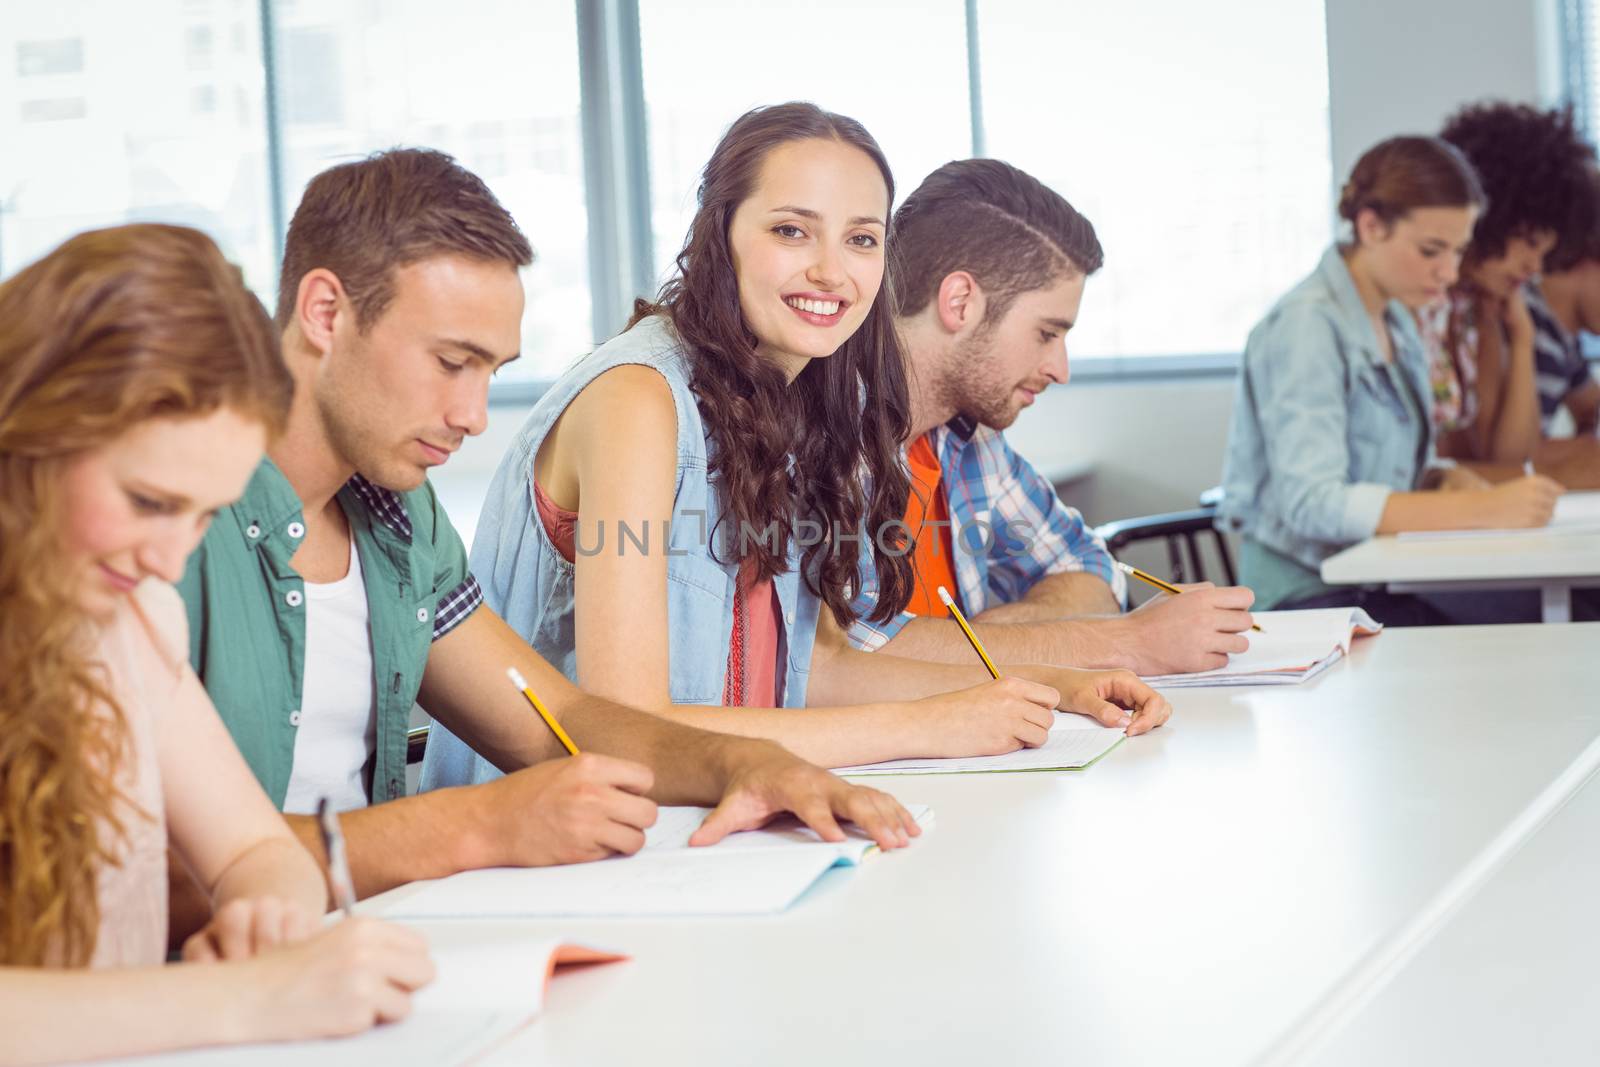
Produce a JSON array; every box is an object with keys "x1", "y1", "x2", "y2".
[{"x1": 176, "y1": 148, "x2": 916, "y2": 920}]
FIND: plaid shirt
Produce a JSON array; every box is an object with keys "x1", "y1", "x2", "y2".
[{"x1": 847, "y1": 416, "x2": 1124, "y2": 650}]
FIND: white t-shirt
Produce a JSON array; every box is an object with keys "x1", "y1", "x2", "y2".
[{"x1": 282, "y1": 533, "x2": 377, "y2": 816}]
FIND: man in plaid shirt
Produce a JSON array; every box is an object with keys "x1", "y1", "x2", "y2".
[{"x1": 849, "y1": 160, "x2": 1256, "y2": 675}]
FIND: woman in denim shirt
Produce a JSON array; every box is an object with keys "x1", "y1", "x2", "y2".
[
  {"x1": 422, "y1": 104, "x2": 1166, "y2": 791},
  {"x1": 1220, "y1": 137, "x2": 1563, "y2": 620}
]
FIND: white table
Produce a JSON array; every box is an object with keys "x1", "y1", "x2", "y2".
[
  {"x1": 1309, "y1": 754, "x2": 1600, "y2": 1065},
  {"x1": 1320, "y1": 530, "x2": 1600, "y2": 622},
  {"x1": 367, "y1": 624, "x2": 1600, "y2": 1066}
]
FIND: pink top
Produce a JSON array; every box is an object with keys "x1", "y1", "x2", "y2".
[
  {"x1": 86, "y1": 580, "x2": 188, "y2": 968},
  {"x1": 534, "y1": 480, "x2": 779, "y2": 707}
]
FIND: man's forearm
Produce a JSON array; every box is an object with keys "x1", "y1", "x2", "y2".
[
  {"x1": 970, "y1": 571, "x2": 1122, "y2": 623},
  {"x1": 556, "y1": 697, "x2": 755, "y2": 805},
  {"x1": 283, "y1": 788, "x2": 490, "y2": 901},
  {"x1": 875, "y1": 614, "x2": 1134, "y2": 670}
]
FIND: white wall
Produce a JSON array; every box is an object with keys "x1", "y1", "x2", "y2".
[{"x1": 1325, "y1": 0, "x2": 1558, "y2": 184}]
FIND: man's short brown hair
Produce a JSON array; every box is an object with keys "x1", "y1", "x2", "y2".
[
  {"x1": 892, "y1": 159, "x2": 1102, "y2": 324},
  {"x1": 275, "y1": 147, "x2": 534, "y2": 330}
]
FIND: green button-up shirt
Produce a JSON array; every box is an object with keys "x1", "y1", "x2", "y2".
[{"x1": 177, "y1": 458, "x2": 482, "y2": 808}]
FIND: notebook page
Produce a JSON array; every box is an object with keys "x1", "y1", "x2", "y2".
[
  {"x1": 835, "y1": 713, "x2": 1124, "y2": 775},
  {"x1": 1142, "y1": 608, "x2": 1380, "y2": 687},
  {"x1": 383, "y1": 844, "x2": 843, "y2": 919},
  {"x1": 104, "y1": 928, "x2": 611, "y2": 1067},
  {"x1": 644, "y1": 804, "x2": 934, "y2": 865}
]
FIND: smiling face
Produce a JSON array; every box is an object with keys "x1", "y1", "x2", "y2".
[
  {"x1": 60, "y1": 408, "x2": 268, "y2": 619},
  {"x1": 949, "y1": 272, "x2": 1086, "y2": 430},
  {"x1": 1467, "y1": 230, "x2": 1559, "y2": 300},
  {"x1": 1357, "y1": 205, "x2": 1478, "y2": 309},
  {"x1": 726, "y1": 137, "x2": 890, "y2": 379},
  {"x1": 316, "y1": 254, "x2": 524, "y2": 490}
]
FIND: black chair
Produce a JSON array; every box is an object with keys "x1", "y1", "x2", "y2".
[
  {"x1": 1095, "y1": 487, "x2": 1237, "y2": 586},
  {"x1": 407, "y1": 724, "x2": 430, "y2": 765}
]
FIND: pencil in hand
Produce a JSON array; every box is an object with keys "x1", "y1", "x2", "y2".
[
  {"x1": 1114, "y1": 561, "x2": 1262, "y2": 633},
  {"x1": 937, "y1": 585, "x2": 1001, "y2": 679},
  {"x1": 507, "y1": 666, "x2": 581, "y2": 756}
]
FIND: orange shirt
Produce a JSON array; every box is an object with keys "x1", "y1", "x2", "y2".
[{"x1": 901, "y1": 433, "x2": 959, "y2": 616}]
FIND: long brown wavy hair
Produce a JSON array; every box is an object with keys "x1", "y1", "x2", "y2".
[
  {"x1": 0, "y1": 224, "x2": 291, "y2": 966},
  {"x1": 633, "y1": 102, "x2": 914, "y2": 626}
]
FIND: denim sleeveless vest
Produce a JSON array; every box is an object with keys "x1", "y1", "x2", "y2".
[{"x1": 420, "y1": 315, "x2": 820, "y2": 790}]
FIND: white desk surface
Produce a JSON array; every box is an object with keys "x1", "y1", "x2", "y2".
[
  {"x1": 1321, "y1": 529, "x2": 1600, "y2": 585},
  {"x1": 1311, "y1": 760, "x2": 1600, "y2": 1066},
  {"x1": 368, "y1": 624, "x2": 1600, "y2": 1067}
]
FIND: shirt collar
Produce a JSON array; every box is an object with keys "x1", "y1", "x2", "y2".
[
  {"x1": 344, "y1": 474, "x2": 414, "y2": 542},
  {"x1": 235, "y1": 459, "x2": 413, "y2": 545},
  {"x1": 1318, "y1": 244, "x2": 1399, "y2": 368}
]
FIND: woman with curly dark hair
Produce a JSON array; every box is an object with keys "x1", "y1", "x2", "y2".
[
  {"x1": 1423, "y1": 102, "x2": 1599, "y2": 468},
  {"x1": 423, "y1": 102, "x2": 1165, "y2": 780}
]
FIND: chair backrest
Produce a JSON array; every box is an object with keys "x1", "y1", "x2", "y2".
[
  {"x1": 1095, "y1": 498, "x2": 1237, "y2": 587},
  {"x1": 407, "y1": 724, "x2": 429, "y2": 765}
]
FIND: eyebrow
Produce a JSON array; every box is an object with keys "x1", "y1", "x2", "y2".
[
  {"x1": 438, "y1": 337, "x2": 520, "y2": 367},
  {"x1": 1041, "y1": 317, "x2": 1075, "y2": 331},
  {"x1": 769, "y1": 205, "x2": 886, "y2": 227},
  {"x1": 126, "y1": 479, "x2": 192, "y2": 508}
]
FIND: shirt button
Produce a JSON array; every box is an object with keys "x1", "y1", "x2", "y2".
[
  {"x1": 246, "y1": 523, "x2": 261, "y2": 539},
  {"x1": 416, "y1": 607, "x2": 429, "y2": 622},
  {"x1": 289, "y1": 709, "x2": 302, "y2": 726},
  {"x1": 287, "y1": 521, "x2": 305, "y2": 538},
  {"x1": 786, "y1": 611, "x2": 796, "y2": 625},
  {"x1": 285, "y1": 589, "x2": 303, "y2": 607}
]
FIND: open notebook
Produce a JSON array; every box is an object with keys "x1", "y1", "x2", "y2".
[
  {"x1": 835, "y1": 712, "x2": 1126, "y2": 776},
  {"x1": 382, "y1": 804, "x2": 934, "y2": 920},
  {"x1": 1143, "y1": 607, "x2": 1382, "y2": 688},
  {"x1": 1395, "y1": 490, "x2": 1600, "y2": 541},
  {"x1": 105, "y1": 927, "x2": 623, "y2": 1067}
]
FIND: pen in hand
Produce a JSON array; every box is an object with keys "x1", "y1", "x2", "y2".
[{"x1": 316, "y1": 797, "x2": 358, "y2": 916}]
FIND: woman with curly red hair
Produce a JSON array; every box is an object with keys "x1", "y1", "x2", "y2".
[
  {"x1": 422, "y1": 102, "x2": 1167, "y2": 788},
  {"x1": 0, "y1": 224, "x2": 432, "y2": 1063}
]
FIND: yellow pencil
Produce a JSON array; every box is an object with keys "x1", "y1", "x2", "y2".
[
  {"x1": 1114, "y1": 561, "x2": 1262, "y2": 632},
  {"x1": 937, "y1": 585, "x2": 1001, "y2": 679},
  {"x1": 507, "y1": 667, "x2": 581, "y2": 756}
]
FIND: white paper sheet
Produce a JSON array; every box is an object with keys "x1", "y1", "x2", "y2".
[
  {"x1": 382, "y1": 845, "x2": 845, "y2": 919},
  {"x1": 1142, "y1": 607, "x2": 1381, "y2": 689},
  {"x1": 643, "y1": 804, "x2": 934, "y2": 865},
  {"x1": 834, "y1": 713, "x2": 1125, "y2": 775},
  {"x1": 103, "y1": 926, "x2": 608, "y2": 1067}
]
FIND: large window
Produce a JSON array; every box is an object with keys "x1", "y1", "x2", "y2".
[
  {"x1": 0, "y1": 0, "x2": 275, "y2": 290},
  {"x1": 274, "y1": 0, "x2": 590, "y2": 380},
  {"x1": 639, "y1": 0, "x2": 973, "y2": 290},
  {"x1": 979, "y1": 0, "x2": 1332, "y2": 360},
  {"x1": 2, "y1": 0, "x2": 1335, "y2": 381}
]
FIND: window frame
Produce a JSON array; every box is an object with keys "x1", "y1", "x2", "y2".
[{"x1": 249, "y1": 0, "x2": 1293, "y2": 402}]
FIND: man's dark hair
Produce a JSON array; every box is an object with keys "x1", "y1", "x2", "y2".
[
  {"x1": 276, "y1": 147, "x2": 534, "y2": 330},
  {"x1": 891, "y1": 158, "x2": 1103, "y2": 323},
  {"x1": 1439, "y1": 102, "x2": 1596, "y2": 270}
]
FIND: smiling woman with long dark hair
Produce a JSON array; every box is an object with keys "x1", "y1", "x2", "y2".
[{"x1": 421, "y1": 102, "x2": 1163, "y2": 782}]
